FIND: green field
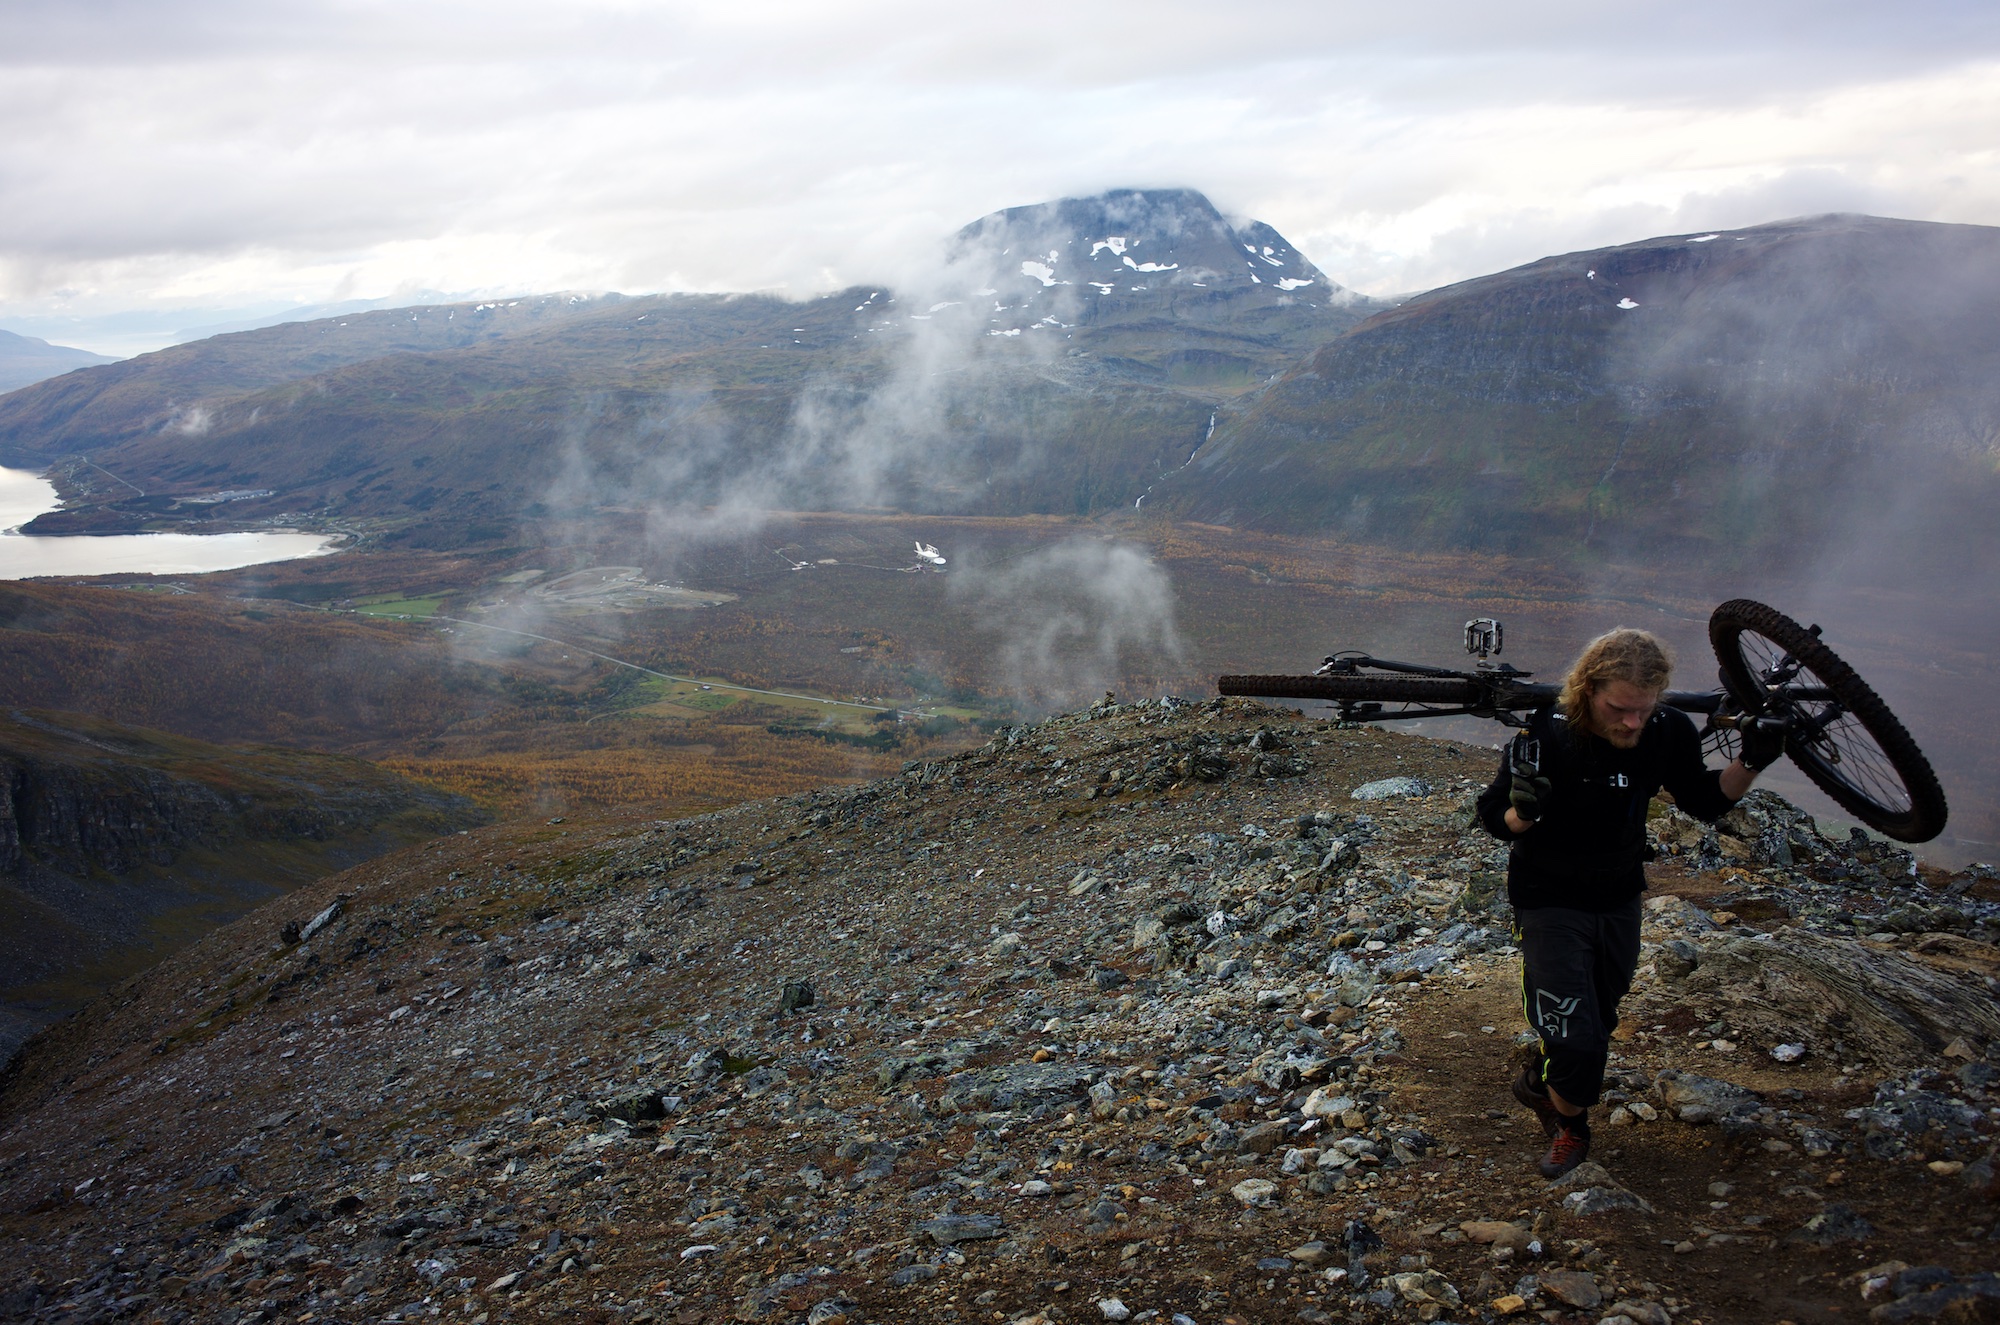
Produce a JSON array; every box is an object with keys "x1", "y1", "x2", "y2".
[
  {"x1": 353, "y1": 593, "x2": 447, "y2": 618},
  {"x1": 670, "y1": 688, "x2": 741, "y2": 712}
]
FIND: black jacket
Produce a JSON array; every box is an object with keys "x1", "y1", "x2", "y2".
[{"x1": 1475, "y1": 705, "x2": 1736, "y2": 912}]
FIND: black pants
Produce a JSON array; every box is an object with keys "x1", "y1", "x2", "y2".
[{"x1": 1515, "y1": 900, "x2": 1642, "y2": 1109}]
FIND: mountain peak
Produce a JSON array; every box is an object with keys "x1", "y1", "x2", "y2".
[{"x1": 949, "y1": 187, "x2": 1354, "y2": 306}]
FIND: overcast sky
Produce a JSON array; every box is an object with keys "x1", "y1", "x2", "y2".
[{"x1": 6, "y1": 0, "x2": 2000, "y2": 354}]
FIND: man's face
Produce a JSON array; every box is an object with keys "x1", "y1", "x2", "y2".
[{"x1": 1588, "y1": 679, "x2": 1660, "y2": 749}]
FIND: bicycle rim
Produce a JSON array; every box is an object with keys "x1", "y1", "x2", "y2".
[{"x1": 1709, "y1": 599, "x2": 1947, "y2": 843}]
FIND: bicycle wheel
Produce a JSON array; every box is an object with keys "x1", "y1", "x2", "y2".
[
  {"x1": 1218, "y1": 674, "x2": 1485, "y2": 706},
  {"x1": 1708, "y1": 598, "x2": 1947, "y2": 843}
]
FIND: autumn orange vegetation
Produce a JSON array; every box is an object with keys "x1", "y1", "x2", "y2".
[
  {"x1": 379, "y1": 716, "x2": 932, "y2": 819},
  {"x1": 8, "y1": 515, "x2": 1986, "y2": 855}
]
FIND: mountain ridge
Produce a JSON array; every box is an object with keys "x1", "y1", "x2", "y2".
[
  {"x1": 0, "y1": 190, "x2": 1371, "y2": 539},
  {"x1": 5, "y1": 202, "x2": 1994, "y2": 578},
  {"x1": 0, "y1": 331, "x2": 119, "y2": 396},
  {"x1": 1156, "y1": 211, "x2": 2000, "y2": 573}
]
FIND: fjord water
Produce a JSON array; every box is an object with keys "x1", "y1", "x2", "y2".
[{"x1": 0, "y1": 467, "x2": 332, "y2": 578}]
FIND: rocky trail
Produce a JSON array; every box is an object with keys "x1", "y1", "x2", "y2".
[{"x1": 1, "y1": 697, "x2": 1995, "y2": 1325}]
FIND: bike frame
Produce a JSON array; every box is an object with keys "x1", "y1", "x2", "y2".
[{"x1": 1308, "y1": 652, "x2": 1725, "y2": 727}]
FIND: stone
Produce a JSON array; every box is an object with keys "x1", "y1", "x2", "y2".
[
  {"x1": 935, "y1": 1061, "x2": 1096, "y2": 1114},
  {"x1": 300, "y1": 898, "x2": 345, "y2": 943},
  {"x1": 1537, "y1": 1268, "x2": 1601, "y2": 1310},
  {"x1": 1545, "y1": 1160, "x2": 1618, "y2": 1192},
  {"x1": 1280, "y1": 1146, "x2": 1318, "y2": 1174},
  {"x1": 917, "y1": 1213, "x2": 1004, "y2": 1245},
  {"x1": 1378, "y1": 945, "x2": 1452, "y2": 981},
  {"x1": 1653, "y1": 939, "x2": 1701, "y2": 979},
  {"x1": 1770, "y1": 1041, "x2": 1806, "y2": 1062},
  {"x1": 1863, "y1": 1271, "x2": 2000, "y2": 1322},
  {"x1": 1302, "y1": 1088, "x2": 1355, "y2": 1120},
  {"x1": 1682, "y1": 930, "x2": 2000, "y2": 1067},
  {"x1": 1388, "y1": 1269, "x2": 1461, "y2": 1307},
  {"x1": 1642, "y1": 895, "x2": 1718, "y2": 935},
  {"x1": 594, "y1": 1090, "x2": 666, "y2": 1123},
  {"x1": 1459, "y1": 1220, "x2": 1532, "y2": 1254},
  {"x1": 1607, "y1": 1300, "x2": 1673, "y2": 1325},
  {"x1": 1351, "y1": 777, "x2": 1431, "y2": 801},
  {"x1": 1096, "y1": 1300, "x2": 1132, "y2": 1322},
  {"x1": 1786, "y1": 1203, "x2": 1874, "y2": 1246},
  {"x1": 1562, "y1": 1184, "x2": 1656, "y2": 1217},
  {"x1": 1230, "y1": 1178, "x2": 1279, "y2": 1207},
  {"x1": 1239, "y1": 1120, "x2": 1287, "y2": 1155},
  {"x1": 888, "y1": 1264, "x2": 938, "y2": 1286},
  {"x1": 1651, "y1": 1069, "x2": 1759, "y2": 1124},
  {"x1": 1286, "y1": 1241, "x2": 1329, "y2": 1266},
  {"x1": 1490, "y1": 1294, "x2": 1528, "y2": 1316}
]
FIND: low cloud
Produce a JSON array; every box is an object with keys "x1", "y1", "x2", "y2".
[
  {"x1": 5, "y1": 4, "x2": 2000, "y2": 352},
  {"x1": 950, "y1": 538, "x2": 1185, "y2": 711}
]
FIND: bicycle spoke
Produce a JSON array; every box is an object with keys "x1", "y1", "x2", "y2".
[
  {"x1": 1799, "y1": 709, "x2": 1914, "y2": 813},
  {"x1": 1738, "y1": 628, "x2": 1915, "y2": 814}
]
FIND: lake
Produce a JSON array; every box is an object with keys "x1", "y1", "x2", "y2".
[{"x1": 0, "y1": 467, "x2": 335, "y2": 578}]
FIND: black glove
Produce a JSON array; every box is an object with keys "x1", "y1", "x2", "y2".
[
  {"x1": 1508, "y1": 751, "x2": 1552, "y2": 823},
  {"x1": 1738, "y1": 717, "x2": 1787, "y2": 771}
]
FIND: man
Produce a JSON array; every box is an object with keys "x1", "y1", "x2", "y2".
[{"x1": 1475, "y1": 628, "x2": 1781, "y2": 1177}]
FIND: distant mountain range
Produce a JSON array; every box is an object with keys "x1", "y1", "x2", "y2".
[
  {"x1": 0, "y1": 194, "x2": 1994, "y2": 576},
  {"x1": 0, "y1": 190, "x2": 1370, "y2": 543},
  {"x1": 0, "y1": 330, "x2": 118, "y2": 395}
]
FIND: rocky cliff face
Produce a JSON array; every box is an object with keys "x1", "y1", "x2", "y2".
[
  {"x1": 0, "y1": 708, "x2": 485, "y2": 1065},
  {"x1": 0, "y1": 745, "x2": 228, "y2": 876},
  {"x1": 0, "y1": 709, "x2": 478, "y2": 877}
]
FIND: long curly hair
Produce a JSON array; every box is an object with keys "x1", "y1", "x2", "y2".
[{"x1": 1559, "y1": 628, "x2": 1674, "y2": 738}]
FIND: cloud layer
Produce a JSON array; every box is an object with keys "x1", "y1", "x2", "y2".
[{"x1": 6, "y1": 0, "x2": 2000, "y2": 352}]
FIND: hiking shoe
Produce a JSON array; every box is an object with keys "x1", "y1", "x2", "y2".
[
  {"x1": 1538, "y1": 1122, "x2": 1591, "y2": 1179},
  {"x1": 1511, "y1": 1065, "x2": 1562, "y2": 1137}
]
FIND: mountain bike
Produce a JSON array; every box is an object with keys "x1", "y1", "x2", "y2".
[{"x1": 1217, "y1": 599, "x2": 1948, "y2": 843}]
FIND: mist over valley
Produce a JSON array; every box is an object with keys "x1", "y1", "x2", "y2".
[{"x1": 0, "y1": 189, "x2": 1989, "y2": 853}]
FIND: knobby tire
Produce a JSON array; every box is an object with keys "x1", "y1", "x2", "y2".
[{"x1": 1709, "y1": 598, "x2": 1948, "y2": 843}]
